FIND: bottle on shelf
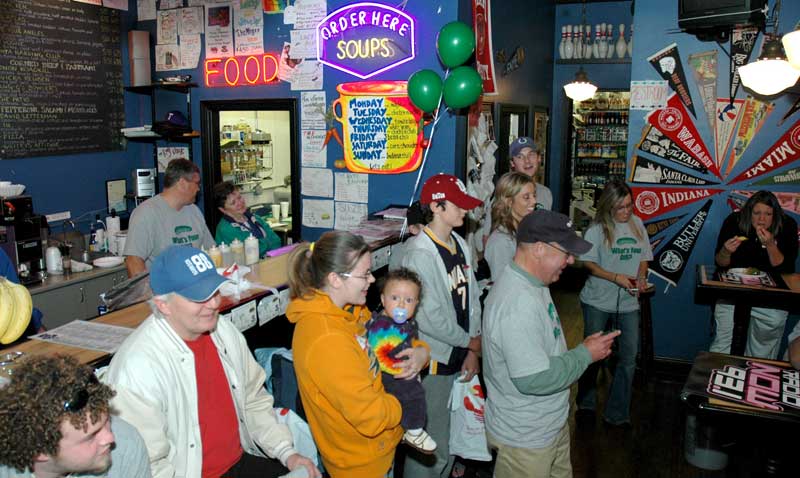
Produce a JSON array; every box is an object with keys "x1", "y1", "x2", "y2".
[{"x1": 230, "y1": 238, "x2": 245, "y2": 265}]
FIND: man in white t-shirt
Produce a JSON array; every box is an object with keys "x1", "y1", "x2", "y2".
[
  {"x1": 483, "y1": 211, "x2": 618, "y2": 478},
  {"x1": 124, "y1": 158, "x2": 215, "y2": 277}
]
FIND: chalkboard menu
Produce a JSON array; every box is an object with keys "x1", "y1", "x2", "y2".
[{"x1": 0, "y1": 0, "x2": 125, "y2": 159}]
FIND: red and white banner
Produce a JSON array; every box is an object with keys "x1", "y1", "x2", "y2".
[
  {"x1": 715, "y1": 98, "x2": 744, "y2": 168},
  {"x1": 729, "y1": 119, "x2": 800, "y2": 184},
  {"x1": 632, "y1": 186, "x2": 723, "y2": 221},
  {"x1": 647, "y1": 94, "x2": 720, "y2": 178},
  {"x1": 473, "y1": 0, "x2": 497, "y2": 95}
]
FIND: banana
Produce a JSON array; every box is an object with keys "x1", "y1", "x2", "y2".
[
  {"x1": 0, "y1": 280, "x2": 13, "y2": 338},
  {"x1": 0, "y1": 280, "x2": 31, "y2": 345}
]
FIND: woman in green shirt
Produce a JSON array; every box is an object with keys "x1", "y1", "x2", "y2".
[{"x1": 214, "y1": 181, "x2": 282, "y2": 258}]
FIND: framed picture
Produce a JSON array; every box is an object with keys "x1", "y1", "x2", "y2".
[
  {"x1": 106, "y1": 178, "x2": 127, "y2": 214},
  {"x1": 533, "y1": 108, "x2": 549, "y2": 185}
]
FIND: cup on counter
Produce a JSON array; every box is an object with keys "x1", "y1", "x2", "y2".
[
  {"x1": 271, "y1": 204, "x2": 281, "y2": 222},
  {"x1": 280, "y1": 201, "x2": 289, "y2": 220},
  {"x1": 114, "y1": 232, "x2": 127, "y2": 256}
]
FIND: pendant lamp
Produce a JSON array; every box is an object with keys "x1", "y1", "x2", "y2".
[
  {"x1": 739, "y1": 37, "x2": 800, "y2": 96},
  {"x1": 783, "y1": 29, "x2": 800, "y2": 70},
  {"x1": 563, "y1": 0, "x2": 597, "y2": 102}
]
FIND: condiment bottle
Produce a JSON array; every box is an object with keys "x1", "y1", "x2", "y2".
[
  {"x1": 230, "y1": 238, "x2": 245, "y2": 265},
  {"x1": 208, "y1": 245, "x2": 223, "y2": 268},
  {"x1": 244, "y1": 234, "x2": 259, "y2": 265},
  {"x1": 219, "y1": 242, "x2": 232, "y2": 268}
]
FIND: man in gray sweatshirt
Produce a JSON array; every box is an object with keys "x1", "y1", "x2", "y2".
[{"x1": 482, "y1": 210, "x2": 619, "y2": 478}]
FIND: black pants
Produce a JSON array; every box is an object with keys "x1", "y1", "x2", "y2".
[
  {"x1": 381, "y1": 371, "x2": 426, "y2": 430},
  {"x1": 223, "y1": 453, "x2": 289, "y2": 478}
]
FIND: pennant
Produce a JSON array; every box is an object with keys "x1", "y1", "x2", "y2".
[
  {"x1": 646, "y1": 94, "x2": 719, "y2": 178},
  {"x1": 754, "y1": 166, "x2": 800, "y2": 186},
  {"x1": 648, "y1": 43, "x2": 696, "y2": 117},
  {"x1": 637, "y1": 125, "x2": 708, "y2": 173},
  {"x1": 715, "y1": 99, "x2": 744, "y2": 167},
  {"x1": 729, "y1": 119, "x2": 800, "y2": 184},
  {"x1": 730, "y1": 27, "x2": 759, "y2": 104},
  {"x1": 632, "y1": 186, "x2": 722, "y2": 221},
  {"x1": 727, "y1": 195, "x2": 746, "y2": 212},
  {"x1": 733, "y1": 190, "x2": 800, "y2": 216},
  {"x1": 687, "y1": 51, "x2": 718, "y2": 136},
  {"x1": 630, "y1": 155, "x2": 719, "y2": 186},
  {"x1": 644, "y1": 214, "x2": 686, "y2": 238},
  {"x1": 649, "y1": 200, "x2": 713, "y2": 288},
  {"x1": 723, "y1": 97, "x2": 774, "y2": 177},
  {"x1": 650, "y1": 238, "x2": 664, "y2": 251},
  {"x1": 778, "y1": 96, "x2": 800, "y2": 127}
]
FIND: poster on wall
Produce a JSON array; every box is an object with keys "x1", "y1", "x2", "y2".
[
  {"x1": 301, "y1": 91, "x2": 326, "y2": 130},
  {"x1": 647, "y1": 43, "x2": 696, "y2": 117},
  {"x1": 687, "y1": 51, "x2": 717, "y2": 136},
  {"x1": 301, "y1": 130, "x2": 328, "y2": 168},
  {"x1": 644, "y1": 214, "x2": 686, "y2": 238},
  {"x1": 473, "y1": 0, "x2": 497, "y2": 95},
  {"x1": 729, "y1": 26, "x2": 759, "y2": 104},
  {"x1": 629, "y1": 80, "x2": 669, "y2": 111},
  {"x1": 302, "y1": 198, "x2": 334, "y2": 228},
  {"x1": 138, "y1": 0, "x2": 156, "y2": 21},
  {"x1": 632, "y1": 186, "x2": 722, "y2": 221},
  {"x1": 630, "y1": 155, "x2": 718, "y2": 186},
  {"x1": 729, "y1": 118, "x2": 800, "y2": 184},
  {"x1": 234, "y1": 0, "x2": 265, "y2": 55},
  {"x1": 179, "y1": 7, "x2": 204, "y2": 35},
  {"x1": 723, "y1": 97, "x2": 774, "y2": 178},
  {"x1": 715, "y1": 98, "x2": 744, "y2": 167},
  {"x1": 205, "y1": 4, "x2": 234, "y2": 59},
  {"x1": 157, "y1": 9, "x2": 179, "y2": 45},
  {"x1": 335, "y1": 202, "x2": 369, "y2": 230},
  {"x1": 335, "y1": 172, "x2": 369, "y2": 203},
  {"x1": 636, "y1": 125, "x2": 709, "y2": 174},
  {"x1": 332, "y1": 81, "x2": 426, "y2": 174},
  {"x1": 645, "y1": 94, "x2": 719, "y2": 178},
  {"x1": 648, "y1": 200, "x2": 712, "y2": 287}
]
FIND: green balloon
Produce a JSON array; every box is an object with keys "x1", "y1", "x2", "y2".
[
  {"x1": 443, "y1": 66, "x2": 483, "y2": 109},
  {"x1": 407, "y1": 69, "x2": 443, "y2": 113},
  {"x1": 437, "y1": 21, "x2": 476, "y2": 68}
]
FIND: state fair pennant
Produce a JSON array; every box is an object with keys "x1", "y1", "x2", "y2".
[
  {"x1": 632, "y1": 186, "x2": 723, "y2": 221},
  {"x1": 636, "y1": 125, "x2": 708, "y2": 174},
  {"x1": 729, "y1": 119, "x2": 800, "y2": 184},
  {"x1": 723, "y1": 97, "x2": 774, "y2": 178},
  {"x1": 715, "y1": 99, "x2": 744, "y2": 168},
  {"x1": 649, "y1": 200, "x2": 713, "y2": 288},
  {"x1": 646, "y1": 94, "x2": 720, "y2": 178}
]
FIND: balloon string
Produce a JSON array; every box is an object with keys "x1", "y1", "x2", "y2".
[{"x1": 400, "y1": 69, "x2": 450, "y2": 240}]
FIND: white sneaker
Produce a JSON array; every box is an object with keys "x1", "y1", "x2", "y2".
[{"x1": 403, "y1": 429, "x2": 437, "y2": 454}]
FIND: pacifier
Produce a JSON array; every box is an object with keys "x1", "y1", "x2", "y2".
[{"x1": 391, "y1": 307, "x2": 409, "y2": 324}]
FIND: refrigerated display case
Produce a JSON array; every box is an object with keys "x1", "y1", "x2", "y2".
[{"x1": 567, "y1": 90, "x2": 630, "y2": 231}]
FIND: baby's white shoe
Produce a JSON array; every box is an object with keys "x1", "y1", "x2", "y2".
[{"x1": 403, "y1": 429, "x2": 437, "y2": 454}]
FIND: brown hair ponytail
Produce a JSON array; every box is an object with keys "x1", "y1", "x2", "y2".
[{"x1": 287, "y1": 231, "x2": 370, "y2": 299}]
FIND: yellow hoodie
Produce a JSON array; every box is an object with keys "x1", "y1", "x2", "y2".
[{"x1": 286, "y1": 291, "x2": 403, "y2": 478}]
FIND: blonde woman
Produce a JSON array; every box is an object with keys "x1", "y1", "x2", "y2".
[
  {"x1": 576, "y1": 180, "x2": 652, "y2": 427},
  {"x1": 484, "y1": 172, "x2": 537, "y2": 282}
]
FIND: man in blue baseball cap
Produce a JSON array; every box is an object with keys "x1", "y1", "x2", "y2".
[{"x1": 105, "y1": 246, "x2": 320, "y2": 478}]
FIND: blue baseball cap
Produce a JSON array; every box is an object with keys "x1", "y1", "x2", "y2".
[
  {"x1": 150, "y1": 246, "x2": 228, "y2": 302},
  {"x1": 510, "y1": 136, "x2": 538, "y2": 157}
]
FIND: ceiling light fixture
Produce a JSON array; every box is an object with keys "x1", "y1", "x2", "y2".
[
  {"x1": 782, "y1": 28, "x2": 800, "y2": 69},
  {"x1": 563, "y1": 0, "x2": 597, "y2": 102},
  {"x1": 739, "y1": 0, "x2": 800, "y2": 96}
]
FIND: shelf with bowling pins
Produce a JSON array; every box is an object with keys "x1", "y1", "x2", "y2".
[{"x1": 557, "y1": 22, "x2": 633, "y2": 62}]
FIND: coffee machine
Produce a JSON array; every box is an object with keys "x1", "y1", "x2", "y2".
[{"x1": 0, "y1": 195, "x2": 45, "y2": 285}]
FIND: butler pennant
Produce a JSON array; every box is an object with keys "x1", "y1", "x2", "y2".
[
  {"x1": 649, "y1": 200, "x2": 712, "y2": 288},
  {"x1": 637, "y1": 125, "x2": 708, "y2": 174},
  {"x1": 630, "y1": 155, "x2": 718, "y2": 186},
  {"x1": 632, "y1": 186, "x2": 722, "y2": 221},
  {"x1": 646, "y1": 94, "x2": 720, "y2": 178},
  {"x1": 729, "y1": 26, "x2": 759, "y2": 104},
  {"x1": 729, "y1": 118, "x2": 800, "y2": 184},
  {"x1": 648, "y1": 43, "x2": 696, "y2": 117}
]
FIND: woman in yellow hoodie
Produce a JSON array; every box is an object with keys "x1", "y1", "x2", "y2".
[{"x1": 286, "y1": 231, "x2": 430, "y2": 478}]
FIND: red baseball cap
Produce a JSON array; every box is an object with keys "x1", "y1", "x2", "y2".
[{"x1": 420, "y1": 174, "x2": 483, "y2": 210}]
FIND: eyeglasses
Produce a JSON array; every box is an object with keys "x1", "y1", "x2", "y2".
[
  {"x1": 340, "y1": 271, "x2": 374, "y2": 281},
  {"x1": 543, "y1": 242, "x2": 575, "y2": 260},
  {"x1": 63, "y1": 374, "x2": 98, "y2": 413}
]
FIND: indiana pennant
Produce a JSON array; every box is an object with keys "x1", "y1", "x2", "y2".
[
  {"x1": 723, "y1": 97, "x2": 774, "y2": 178},
  {"x1": 729, "y1": 119, "x2": 800, "y2": 184},
  {"x1": 630, "y1": 155, "x2": 718, "y2": 186},
  {"x1": 688, "y1": 51, "x2": 718, "y2": 137},
  {"x1": 648, "y1": 43, "x2": 696, "y2": 117},
  {"x1": 730, "y1": 27, "x2": 759, "y2": 104},
  {"x1": 715, "y1": 99, "x2": 744, "y2": 167},
  {"x1": 646, "y1": 94, "x2": 719, "y2": 178},
  {"x1": 637, "y1": 125, "x2": 708, "y2": 173},
  {"x1": 644, "y1": 214, "x2": 686, "y2": 238},
  {"x1": 632, "y1": 186, "x2": 722, "y2": 221},
  {"x1": 649, "y1": 200, "x2": 713, "y2": 288}
]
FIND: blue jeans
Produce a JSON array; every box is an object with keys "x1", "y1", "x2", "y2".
[{"x1": 576, "y1": 302, "x2": 639, "y2": 424}]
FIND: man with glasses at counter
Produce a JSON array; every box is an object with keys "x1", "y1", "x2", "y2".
[
  {"x1": 124, "y1": 158, "x2": 215, "y2": 278},
  {"x1": 0, "y1": 355, "x2": 151, "y2": 478},
  {"x1": 105, "y1": 246, "x2": 320, "y2": 478}
]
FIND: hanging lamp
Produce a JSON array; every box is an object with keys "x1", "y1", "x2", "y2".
[
  {"x1": 739, "y1": 0, "x2": 800, "y2": 96},
  {"x1": 563, "y1": 0, "x2": 597, "y2": 102},
  {"x1": 782, "y1": 28, "x2": 800, "y2": 69}
]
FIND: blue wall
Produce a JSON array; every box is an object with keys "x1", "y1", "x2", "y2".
[{"x1": 629, "y1": 0, "x2": 800, "y2": 360}]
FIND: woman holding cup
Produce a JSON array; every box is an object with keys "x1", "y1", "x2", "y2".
[{"x1": 214, "y1": 181, "x2": 282, "y2": 258}]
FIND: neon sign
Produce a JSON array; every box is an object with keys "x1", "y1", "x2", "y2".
[
  {"x1": 316, "y1": 2, "x2": 416, "y2": 79},
  {"x1": 204, "y1": 54, "x2": 280, "y2": 87}
]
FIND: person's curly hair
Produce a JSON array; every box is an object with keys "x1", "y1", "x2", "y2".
[{"x1": 0, "y1": 355, "x2": 114, "y2": 471}]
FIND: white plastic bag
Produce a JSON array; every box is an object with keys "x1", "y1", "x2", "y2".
[
  {"x1": 448, "y1": 374, "x2": 491, "y2": 461},
  {"x1": 274, "y1": 407, "x2": 320, "y2": 467}
]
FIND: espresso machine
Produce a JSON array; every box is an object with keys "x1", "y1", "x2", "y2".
[{"x1": 0, "y1": 195, "x2": 45, "y2": 285}]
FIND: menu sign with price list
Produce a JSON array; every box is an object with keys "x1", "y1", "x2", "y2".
[{"x1": 0, "y1": 0, "x2": 125, "y2": 159}]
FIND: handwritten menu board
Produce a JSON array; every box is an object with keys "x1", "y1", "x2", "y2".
[{"x1": 0, "y1": 0, "x2": 125, "y2": 159}]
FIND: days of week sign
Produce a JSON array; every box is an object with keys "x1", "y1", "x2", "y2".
[{"x1": 316, "y1": 2, "x2": 416, "y2": 79}]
